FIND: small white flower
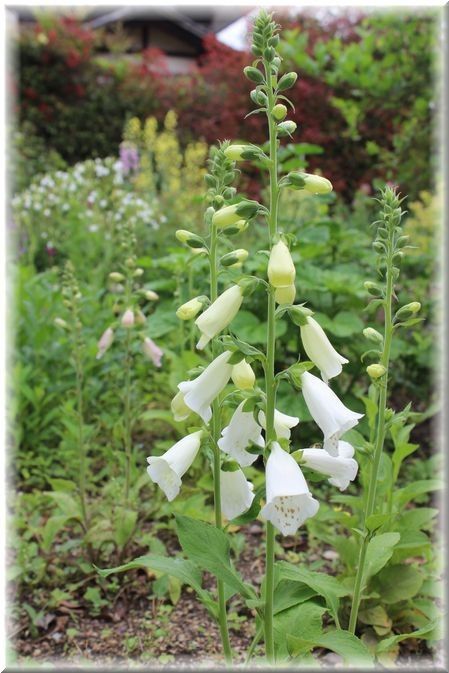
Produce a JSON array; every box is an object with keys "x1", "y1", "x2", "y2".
[
  {"x1": 195, "y1": 285, "x2": 243, "y2": 350},
  {"x1": 301, "y1": 371, "x2": 363, "y2": 455},
  {"x1": 301, "y1": 442, "x2": 358, "y2": 491},
  {"x1": 260, "y1": 442, "x2": 319, "y2": 536},
  {"x1": 220, "y1": 468, "x2": 255, "y2": 520},
  {"x1": 258, "y1": 408, "x2": 300, "y2": 440},
  {"x1": 178, "y1": 351, "x2": 233, "y2": 423},
  {"x1": 300, "y1": 316, "x2": 348, "y2": 382},
  {"x1": 147, "y1": 431, "x2": 202, "y2": 501},
  {"x1": 218, "y1": 402, "x2": 264, "y2": 467}
]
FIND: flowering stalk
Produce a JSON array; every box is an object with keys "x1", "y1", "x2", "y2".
[{"x1": 348, "y1": 187, "x2": 415, "y2": 633}]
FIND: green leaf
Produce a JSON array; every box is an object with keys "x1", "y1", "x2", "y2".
[
  {"x1": 175, "y1": 515, "x2": 254, "y2": 598},
  {"x1": 358, "y1": 605, "x2": 392, "y2": 636},
  {"x1": 274, "y1": 580, "x2": 317, "y2": 614},
  {"x1": 363, "y1": 532, "x2": 400, "y2": 583},
  {"x1": 275, "y1": 600, "x2": 327, "y2": 658},
  {"x1": 366, "y1": 513, "x2": 390, "y2": 532},
  {"x1": 113, "y1": 508, "x2": 137, "y2": 548},
  {"x1": 277, "y1": 562, "x2": 348, "y2": 625},
  {"x1": 371, "y1": 564, "x2": 423, "y2": 604},
  {"x1": 376, "y1": 620, "x2": 440, "y2": 654},
  {"x1": 394, "y1": 479, "x2": 442, "y2": 508},
  {"x1": 288, "y1": 629, "x2": 374, "y2": 665},
  {"x1": 45, "y1": 492, "x2": 82, "y2": 521}
]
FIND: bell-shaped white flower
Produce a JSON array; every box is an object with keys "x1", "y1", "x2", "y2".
[
  {"x1": 218, "y1": 402, "x2": 264, "y2": 467},
  {"x1": 301, "y1": 443, "x2": 358, "y2": 491},
  {"x1": 260, "y1": 442, "x2": 319, "y2": 536},
  {"x1": 178, "y1": 350, "x2": 233, "y2": 423},
  {"x1": 220, "y1": 468, "x2": 255, "y2": 520},
  {"x1": 267, "y1": 240, "x2": 296, "y2": 288},
  {"x1": 300, "y1": 316, "x2": 348, "y2": 382},
  {"x1": 258, "y1": 408, "x2": 300, "y2": 440},
  {"x1": 195, "y1": 285, "x2": 243, "y2": 350},
  {"x1": 147, "y1": 430, "x2": 202, "y2": 501},
  {"x1": 301, "y1": 371, "x2": 363, "y2": 455}
]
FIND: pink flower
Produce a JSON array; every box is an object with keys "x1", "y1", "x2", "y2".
[
  {"x1": 96, "y1": 327, "x2": 114, "y2": 359},
  {"x1": 143, "y1": 337, "x2": 163, "y2": 367}
]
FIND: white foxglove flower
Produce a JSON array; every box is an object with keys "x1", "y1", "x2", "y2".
[
  {"x1": 260, "y1": 442, "x2": 319, "y2": 536},
  {"x1": 147, "y1": 430, "x2": 202, "y2": 501},
  {"x1": 220, "y1": 468, "x2": 255, "y2": 519},
  {"x1": 301, "y1": 444, "x2": 358, "y2": 491},
  {"x1": 96, "y1": 326, "x2": 114, "y2": 359},
  {"x1": 178, "y1": 351, "x2": 233, "y2": 423},
  {"x1": 195, "y1": 285, "x2": 243, "y2": 350},
  {"x1": 267, "y1": 240, "x2": 296, "y2": 288},
  {"x1": 170, "y1": 390, "x2": 191, "y2": 422},
  {"x1": 258, "y1": 408, "x2": 300, "y2": 440},
  {"x1": 231, "y1": 359, "x2": 255, "y2": 390},
  {"x1": 142, "y1": 336, "x2": 163, "y2": 367},
  {"x1": 218, "y1": 402, "x2": 264, "y2": 467},
  {"x1": 301, "y1": 371, "x2": 363, "y2": 456},
  {"x1": 300, "y1": 316, "x2": 348, "y2": 382}
]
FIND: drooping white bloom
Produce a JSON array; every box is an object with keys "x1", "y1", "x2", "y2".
[
  {"x1": 195, "y1": 285, "x2": 243, "y2": 350},
  {"x1": 96, "y1": 326, "x2": 114, "y2": 359},
  {"x1": 301, "y1": 443, "x2": 358, "y2": 491},
  {"x1": 218, "y1": 402, "x2": 264, "y2": 467},
  {"x1": 301, "y1": 371, "x2": 363, "y2": 456},
  {"x1": 260, "y1": 442, "x2": 319, "y2": 536},
  {"x1": 300, "y1": 316, "x2": 348, "y2": 382},
  {"x1": 267, "y1": 240, "x2": 296, "y2": 288},
  {"x1": 231, "y1": 359, "x2": 255, "y2": 390},
  {"x1": 147, "y1": 430, "x2": 202, "y2": 501},
  {"x1": 258, "y1": 409, "x2": 300, "y2": 440},
  {"x1": 142, "y1": 336, "x2": 163, "y2": 367},
  {"x1": 170, "y1": 390, "x2": 191, "y2": 422},
  {"x1": 178, "y1": 350, "x2": 233, "y2": 423},
  {"x1": 220, "y1": 468, "x2": 255, "y2": 520}
]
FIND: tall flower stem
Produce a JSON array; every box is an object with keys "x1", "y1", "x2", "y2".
[
  {"x1": 123, "y1": 278, "x2": 133, "y2": 505},
  {"x1": 209, "y1": 220, "x2": 233, "y2": 665},
  {"x1": 263, "y1": 59, "x2": 280, "y2": 664},
  {"x1": 348, "y1": 223, "x2": 395, "y2": 634}
]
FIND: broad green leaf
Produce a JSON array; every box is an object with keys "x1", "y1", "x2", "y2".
[
  {"x1": 394, "y1": 479, "x2": 442, "y2": 509},
  {"x1": 175, "y1": 515, "x2": 254, "y2": 598},
  {"x1": 363, "y1": 532, "x2": 400, "y2": 583},
  {"x1": 376, "y1": 620, "x2": 440, "y2": 653},
  {"x1": 277, "y1": 562, "x2": 348, "y2": 625},
  {"x1": 275, "y1": 600, "x2": 326, "y2": 658},
  {"x1": 45, "y1": 492, "x2": 82, "y2": 521},
  {"x1": 359, "y1": 605, "x2": 392, "y2": 636},
  {"x1": 41, "y1": 514, "x2": 69, "y2": 553},
  {"x1": 287, "y1": 629, "x2": 374, "y2": 665},
  {"x1": 372, "y1": 564, "x2": 423, "y2": 604},
  {"x1": 397, "y1": 507, "x2": 438, "y2": 532},
  {"x1": 274, "y1": 580, "x2": 317, "y2": 614},
  {"x1": 114, "y1": 508, "x2": 137, "y2": 548}
]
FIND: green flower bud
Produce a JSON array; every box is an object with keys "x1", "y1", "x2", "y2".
[
  {"x1": 109, "y1": 272, "x2": 125, "y2": 282},
  {"x1": 133, "y1": 268, "x2": 144, "y2": 277},
  {"x1": 220, "y1": 249, "x2": 249, "y2": 267},
  {"x1": 223, "y1": 220, "x2": 248, "y2": 236},
  {"x1": 277, "y1": 71, "x2": 298, "y2": 91},
  {"x1": 373, "y1": 241, "x2": 385, "y2": 253},
  {"x1": 54, "y1": 317, "x2": 69, "y2": 330},
  {"x1": 395, "y1": 302, "x2": 421, "y2": 320},
  {"x1": 363, "y1": 327, "x2": 384, "y2": 344},
  {"x1": 392, "y1": 251, "x2": 404, "y2": 264},
  {"x1": 272, "y1": 103, "x2": 287, "y2": 121},
  {"x1": 277, "y1": 120, "x2": 297, "y2": 137},
  {"x1": 144, "y1": 290, "x2": 159, "y2": 301},
  {"x1": 176, "y1": 296, "x2": 207, "y2": 320},
  {"x1": 288, "y1": 305, "x2": 313, "y2": 327},
  {"x1": 364, "y1": 281, "x2": 383, "y2": 297},
  {"x1": 366, "y1": 363, "x2": 386, "y2": 379},
  {"x1": 243, "y1": 66, "x2": 264, "y2": 84},
  {"x1": 264, "y1": 46, "x2": 275, "y2": 61},
  {"x1": 286, "y1": 172, "x2": 333, "y2": 194},
  {"x1": 396, "y1": 235, "x2": 409, "y2": 248},
  {"x1": 224, "y1": 145, "x2": 262, "y2": 162},
  {"x1": 175, "y1": 230, "x2": 205, "y2": 248}
]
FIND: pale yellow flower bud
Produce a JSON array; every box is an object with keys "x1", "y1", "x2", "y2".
[
  {"x1": 274, "y1": 284, "x2": 296, "y2": 305},
  {"x1": 109, "y1": 272, "x2": 125, "y2": 282},
  {"x1": 176, "y1": 297, "x2": 204, "y2": 321},
  {"x1": 54, "y1": 317, "x2": 69, "y2": 330},
  {"x1": 366, "y1": 364, "x2": 386, "y2": 379},
  {"x1": 145, "y1": 290, "x2": 159, "y2": 301},
  {"x1": 231, "y1": 359, "x2": 256, "y2": 390},
  {"x1": 268, "y1": 240, "x2": 296, "y2": 288}
]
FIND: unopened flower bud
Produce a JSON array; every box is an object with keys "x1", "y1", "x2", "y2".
[
  {"x1": 212, "y1": 201, "x2": 259, "y2": 228},
  {"x1": 364, "y1": 281, "x2": 383, "y2": 297},
  {"x1": 125, "y1": 257, "x2": 135, "y2": 268},
  {"x1": 175, "y1": 229, "x2": 204, "y2": 248},
  {"x1": 274, "y1": 284, "x2": 296, "y2": 305},
  {"x1": 171, "y1": 390, "x2": 191, "y2": 422},
  {"x1": 366, "y1": 364, "x2": 386, "y2": 379},
  {"x1": 54, "y1": 317, "x2": 69, "y2": 330},
  {"x1": 220, "y1": 249, "x2": 249, "y2": 267},
  {"x1": 396, "y1": 235, "x2": 409, "y2": 248},
  {"x1": 135, "y1": 310, "x2": 146, "y2": 325},
  {"x1": 133, "y1": 268, "x2": 144, "y2": 277},
  {"x1": 223, "y1": 220, "x2": 248, "y2": 236},
  {"x1": 176, "y1": 296, "x2": 206, "y2": 321},
  {"x1": 231, "y1": 359, "x2": 255, "y2": 390},
  {"x1": 277, "y1": 120, "x2": 297, "y2": 137},
  {"x1": 277, "y1": 71, "x2": 298, "y2": 91},
  {"x1": 272, "y1": 104, "x2": 287, "y2": 121},
  {"x1": 224, "y1": 145, "x2": 261, "y2": 162},
  {"x1": 268, "y1": 240, "x2": 296, "y2": 288},
  {"x1": 363, "y1": 327, "x2": 384, "y2": 344},
  {"x1": 142, "y1": 336, "x2": 163, "y2": 367},
  {"x1": 395, "y1": 302, "x2": 421, "y2": 320},
  {"x1": 243, "y1": 66, "x2": 264, "y2": 84},
  {"x1": 109, "y1": 272, "x2": 125, "y2": 282},
  {"x1": 392, "y1": 251, "x2": 404, "y2": 264},
  {"x1": 96, "y1": 326, "x2": 114, "y2": 359},
  {"x1": 144, "y1": 290, "x2": 159, "y2": 301},
  {"x1": 287, "y1": 172, "x2": 333, "y2": 194},
  {"x1": 121, "y1": 308, "x2": 135, "y2": 328},
  {"x1": 288, "y1": 305, "x2": 313, "y2": 327}
]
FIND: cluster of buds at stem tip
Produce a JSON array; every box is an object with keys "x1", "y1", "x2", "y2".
[{"x1": 284, "y1": 172, "x2": 333, "y2": 195}]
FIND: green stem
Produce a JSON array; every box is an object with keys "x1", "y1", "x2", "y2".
[
  {"x1": 348, "y1": 228, "x2": 395, "y2": 634},
  {"x1": 123, "y1": 275, "x2": 133, "y2": 505},
  {"x1": 245, "y1": 623, "x2": 264, "y2": 665},
  {"x1": 74, "y1": 339, "x2": 89, "y2": 530},
  {"x1": 209, "y1": 221, "x2": 233, "y2": 665},
  {"x1": 263, "y1": 60, "x2": 280, "y2": 665}
]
